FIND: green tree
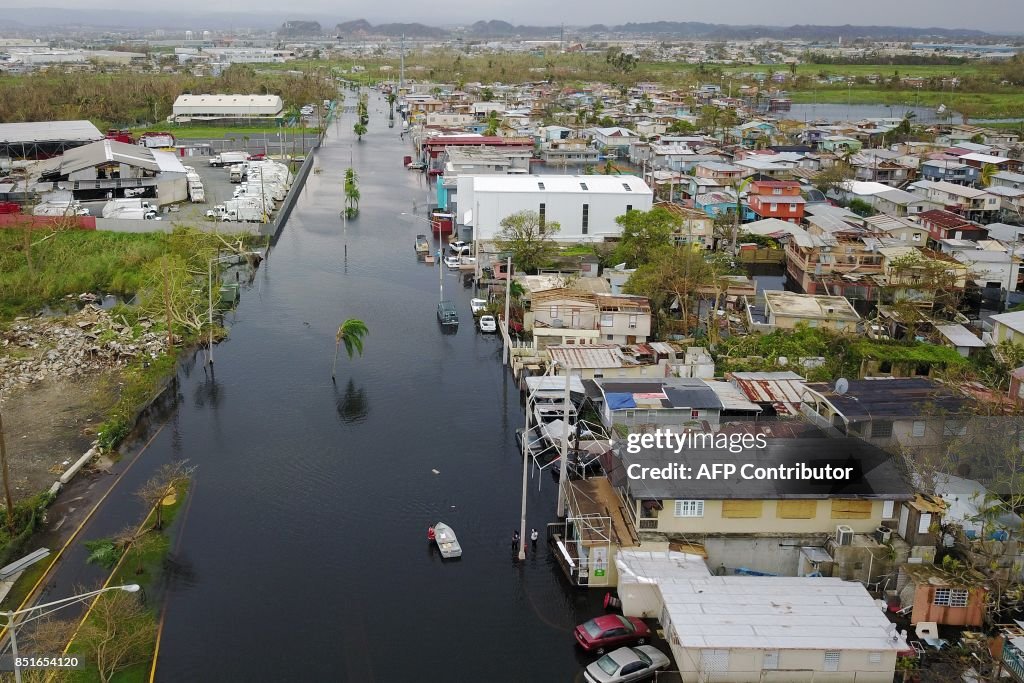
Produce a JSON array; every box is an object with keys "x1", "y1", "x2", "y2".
[
  {"x1": 979, "y1": 163, "x2": 998, "y2": 187},
  {"x1": 624, "y1": 245, "x2": 727, "y2": 337},
  {"x1": 484, "y1": 110, "x2": 500, "y2": 136},
  {"x1": 667, "y1": 120, "x2": 695, "y2": 135},
  {"x1": 612, "y1": 207, "x2": 679, "y2": 267},
  {"x1": 344, "y1": 167, "x2": 360, "y2": 218},
  {"x1": 332, "y1": 318, "x2": 368, "y2": 380},
  {"x1": 480, "y1": 87, "x2": 494, "y2": 101},
  {"x1": 848, "y1": 198, "x2": 876, "y2": 217},
  {"x1": 353, "y1": 122, "x2": 367, "y2": 140},
  {"x1": 814, "y1": 163, "x2": 855, "y2": 196},
  {"x1": 493, "y1": 210, "x2": 560, "y2": 274}
]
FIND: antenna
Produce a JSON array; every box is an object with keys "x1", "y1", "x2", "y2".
[{"x1": 834, "y1": 378, "x2": 849, "y2": 395}]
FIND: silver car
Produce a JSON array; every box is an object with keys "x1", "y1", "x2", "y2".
[{"x1": 583, "y1": 645, "x2": 671, "y2": 683}]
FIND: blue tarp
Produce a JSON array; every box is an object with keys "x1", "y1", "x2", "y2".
[{"x1": 606, "y1": 393, "x2": 637, "y2": 410}]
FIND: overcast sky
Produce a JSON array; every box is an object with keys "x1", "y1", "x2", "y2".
[{"x1": 22, "y1": 0, "x2": 1024, "y2": 32}]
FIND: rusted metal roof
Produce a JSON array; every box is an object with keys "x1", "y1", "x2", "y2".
[
  {"x1": 727, "y1": 371, "x2": 808, "y2": 416},
  {"x1": 548, "y1": 345, "x2": 623, "y2": 369}
]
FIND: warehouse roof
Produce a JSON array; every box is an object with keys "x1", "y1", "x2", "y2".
[
  {"x1": 471, "y1": 174, "x2": 652, "y2": 195},
  {"x1": 33, "y1": 139, "x2": 162, "y2": 177},
  {"x1": 617, "y1": 551, "x2": 907, "y2": 653},
  {"x1": 0, "y1": 120, "x2": 103, "y2": 144}
]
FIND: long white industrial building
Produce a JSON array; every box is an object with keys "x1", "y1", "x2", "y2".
[
  {"x1": 456, "y1": 174, "x2": 654, "y2": 242},
  {"x1": 171, "y1": 94, "x2": 284, "y2": 122}
]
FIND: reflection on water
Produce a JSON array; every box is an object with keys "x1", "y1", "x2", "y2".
[{"x1": 334, "y1": 378, "x2": 369, "y2": 424}]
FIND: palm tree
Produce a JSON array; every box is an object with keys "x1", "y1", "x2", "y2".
[
  {"x1": 332, "y1": 319, "x2": 368, "y2": 380},
  {"x1": 980, "y1": 163, "x2": 997, "y2": 188},
  {"x1": 354, "y1": 122, "x2": 367, "y2": 140}
]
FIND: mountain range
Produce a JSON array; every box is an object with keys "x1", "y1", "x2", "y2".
[{"x1": 0, "y1": 9, "x2": 1009, "y2": 41}]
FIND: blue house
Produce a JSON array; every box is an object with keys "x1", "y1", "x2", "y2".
[
  {"x1": 921, "y1": 160, "x2": 978, "y2": 185},
  {"x1": 694, "y1": 190, "x2": 738, "y2": 218}
]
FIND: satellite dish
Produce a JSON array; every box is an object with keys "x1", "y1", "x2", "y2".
[{"x1": 835, "y1": 378, "x2": 849, "y2": 395}]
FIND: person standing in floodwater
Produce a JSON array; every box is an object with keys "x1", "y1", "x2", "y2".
[
  {"x1": 512, "y1": 530, "x2": 520, "y2": 551},
  {"x1": 530, "y1": 528, "x2": 539, "y2": 551}
]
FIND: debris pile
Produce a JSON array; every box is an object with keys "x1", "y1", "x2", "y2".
[{"x1": 1, "y1": 303, "x2": 165, "y2": 392}]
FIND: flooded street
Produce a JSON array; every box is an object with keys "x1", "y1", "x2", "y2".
[{"x1": 141, "y1": 93, "x2": 602, "y2": 681}]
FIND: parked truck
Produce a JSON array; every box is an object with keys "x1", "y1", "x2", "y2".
[
  {"x1": 101, "y1": 199, "x2": 159, "y2": 219},
  {"x1": 205, "y1": 201, "x2": 264, "y2": 222},
  {"x1": 229, "y1": 165, "x2": 244, "y2": 183},
  {"x1": 210, "y1": 152, "x2": 249, "y2": 168},
  {"x1": 188, "y1": 182, "x2": 205, "y2": 203}
]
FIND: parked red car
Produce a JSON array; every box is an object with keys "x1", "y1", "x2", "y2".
[{"x1": 574, "y1": 615, "x2": 651, "y2": 654}]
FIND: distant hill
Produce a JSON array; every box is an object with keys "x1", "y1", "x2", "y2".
[
  {"x1": 279, "y1": 21, "x2": 322, "y2": 37},
  {"x1": 609, "y1": 21, "x2": 996, "y2": 41},
  {"x1": 336, "y1": 20, "x2": 446, "y2": 38}
]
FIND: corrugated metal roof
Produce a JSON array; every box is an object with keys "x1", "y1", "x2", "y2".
[
  {"x1": 0, "y1": 120, "x2": 102, "y2": 144},
  {"x1": 728, "y1": 372, "x2": 808, "y2": 416},
  {"x1": 703, "y1": 380, "x2": 763, "y2": 413},
  {"x1": 548, "y1": 345, "x2": 623, "y2": 369}
]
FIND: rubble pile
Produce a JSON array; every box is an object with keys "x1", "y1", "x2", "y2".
[{"x1": 1, "y1": 303, "x2": 165, "y2": 392}]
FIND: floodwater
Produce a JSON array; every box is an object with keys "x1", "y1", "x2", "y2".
[{"x1": 139, "y1": 93, "x2": 605, "y2": 681}]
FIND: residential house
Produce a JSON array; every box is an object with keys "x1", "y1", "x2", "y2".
[
  {"x1": 959, "y1": 151, "x2": 1022, "y2": 175},
  {"x1": 785, "y1": 219, "x2": 885, "y2": 297},
  {"x1": 420, "y1": 135, "x2": 533, "y2": 176},
  {"x1": 657, "y1": 201, "x2": 715, "y2": 249},
  {"x1": 456, "y1": 174, "x2": 653, "y2": 242},
  {"x1": 588, "y1": 126, "x2": 640, "y2": 156},
  {"x1": 909, "y1": 181, "x2": 1000, "y2": 222},
  {"x1": 917, "y1": 209, "x2": 989, "y2": 244},
  {"x1": 596, "y1": 378, "x2": 722, "y2": 431},
  {"x1": 758, "y1": 291, "x2": 860, "y2": 332},
  {"x1": 988, "y1": 310, "x2": 1024, "y2": 345},
  {"x1": 934, "y1": 324, "x2": 987, "y2": 357},
  {"x1": 800, "y1": 377, "x2": 969, "y2": 451},
  {"x1": 948, "y1": 244, "x2": 1021, "y2": 290},
  {"x1": 546, "y1": 345, "x2": 669, "y2": 380},
  {"x1": 595, "y1": 294, "x2": 652, "y2": 345},
  {"x1": 991, "y1": 170, "x2": 1024, "y2": 191},
  {"x1": 820, "y1": 135, "x2": 863, "y2": 154},
  {"x1": 731, "y1": 119, "x2": 777, "y2": 148},
  {"x1": 920, "y1": 159, "x2": 978, "y2": 185},
  {"x1": 870, "y1": 188, "x2": 941, "y2": 217},
  {"x1": 694, "y1": 190, "x2": 738, "y2": 219},
  {"x1": 694, "y1": 161, "x2": 748, "y2": 182},
  {"x1": 727, "y1": 371, "x2": 808, "y2": 416},
  {"x1": 862, "y1": 214, "x2": 930, "y2": 245},
  {"x1": 616, "y1": 550, "x2": 908, "y2": 683},
  {"x1": 744, "y1": 180, "x2": 806, "y2": 223},
  {"x1": 733, "y1": 156, "x2": 796, "y2": 180}
]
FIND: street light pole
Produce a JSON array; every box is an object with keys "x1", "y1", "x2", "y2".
[
  {"x1": 1, "y1": 584, "x2": 140, "y2": 683},
  {"x1": 556, "y1": 362, "x2": 572, "y2": 518}
]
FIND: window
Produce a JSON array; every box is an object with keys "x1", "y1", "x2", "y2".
[
  {"x1": 539, "y1": 203, "x2": 546, "y2": 230},
  {"x1": 912, "y1": 421, "x2": 926, "y2": 438},
  {"x1": 869, "y1": 652, "x2": 882, "y2": 664},
  {"x1": 777, "y1": 500, "x2": 816, "y2": 518},
  {"x1": 789, "y1": 203, "x2": 797, "y2": 211},
  {"x1": 918, "y1": 512, "x2": 932, "y2": 534},
  {"x1": 582, "y1": 204, "x2": 589, "y2": 234},
  {"x1": 912, "y1": 232, "x2": 922, "y2": 242},
  {"x1": 944, "y1": 420, "x2": 967, "y2": 437},
  {"x1": 626, "y1": 204, "x2": 632, "y2": 213},
  {"x1": 537, "y1": 182, "x2": 546, "y2": 190},
  {"x1": 550, "y1": 305, "x2": 558, "y2": 318},
  {"x1": 933, "y1": 588, "x2": 969, "y2": 607},
  {"x1": 673, "y1": 500, "x2": 704, "y2": 517},
  {"x1": 823, "y1": 651, "x2": 840, "y2": 672},
  {"x1": 763, "y1": 651, "x2": 779, "y2": 670},
  {"x1": 770, "y1": 203, "x2": 778, "y2": 212},
  {"x1": 700, "y1": 650, "x2": 729, "y2": 673},
  {"x1": 882, "y1": 500, "x2": 895, "y2": 519},
  {"x1": 871, "y1": 421, "x2": 893, "y2": 439},
  {"x1": 832, "y1": 499, "x2": 873, "y2": 519},
  {"x1": 628, "y1": 314, "x2": 637, "y2": 329},
  {"x1": 580, "y1": 182, "x2": 589, "y2": 191},
  {"x1": 722, "y1": 500, "x2": 763, "y2": 518},
  {"x1": 691, "y1": 410, "x2": 700, "y2": 418},
  {"x1": 772, "y1": 187, "x2": 782, "y2": 195},
  {"x1": 622, "y1": 183, "x2": 633, "y2": 192},
  {"x1": 600, "y1": 313, "x2": 613, "y2": 327}
]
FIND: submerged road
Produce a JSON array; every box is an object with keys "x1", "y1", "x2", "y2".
[{"x1": 133, "y1": 92, "x2": 605, "y2": 681}]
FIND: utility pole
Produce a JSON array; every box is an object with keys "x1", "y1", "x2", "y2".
[
  {"x1": 556, "y1": 364, "x2": 572, "y2": 518},
  {"x1": 161, "y1": 256, "x2": 174, "y2": 352},
  {"x1": 399, "y1": 34, "x2": 405, "y2": 95},
  {"x1": 502, "y1": 256, "x2": 512, "y2": 366}
]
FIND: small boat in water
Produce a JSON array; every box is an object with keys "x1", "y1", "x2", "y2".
[
  {"x1": 415, "y1": 234, "x2": 430, "y2": 253},
  {"x1": 429, "y1": 522, "x2": 462, "y2": 558}
]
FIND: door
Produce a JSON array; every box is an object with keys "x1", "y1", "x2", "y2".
[
  {"x1": 898, "y1": 503, "x2": 909, "y2": 539},
  {"x1": 627, "y1": 335, "x2": 637, "y2": 345}
]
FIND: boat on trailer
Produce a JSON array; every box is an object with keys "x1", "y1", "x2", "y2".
[{"x1": 430, "y1": 522, "x2": 462, "y2": 558}]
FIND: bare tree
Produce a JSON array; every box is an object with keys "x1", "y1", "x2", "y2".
[
  {"x1": 113, "y1": 524, "x2": 165, "y2": 575},
  {"x1": 136, "y1": 460, "x2": 194, "y2": 531},
  {"x1": 0, "y1": 403, "x2": 15, "y2": 530},
  {"x1": 75, "y1": 591, "x2": 157, "y2": 683}
]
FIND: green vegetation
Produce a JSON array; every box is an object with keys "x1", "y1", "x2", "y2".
[
  {"x1": 716, "y1": 326, "x2": 967, "y2": 381},
  {"x1": 130, "y1": 124, "x2": 288, "y2": 138},
  {"x1": 0, "y1": 491, "x2": 54, "y2": 572},
  {"x1": 332, "y1": 319, "x2": 368, "y2": 381},
  {"x1": 96, "y1": 352, "x2": 178, "y2": 451},
  {"x1": 493, "y1": 210, "x2": 561, "y2": 274}
]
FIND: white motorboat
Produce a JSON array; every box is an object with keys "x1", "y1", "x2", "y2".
[{"x1": 431, "y1": 522, "x2": 462, "y2": 558}]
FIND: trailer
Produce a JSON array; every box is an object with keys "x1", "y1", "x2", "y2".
[
  {"x1": 229, "y1": 165, "x2": 244, "y2": 183},
  {"x1": 188, "y1": 182, "x2": 205, "y2": 203},
  {"x1": 33, "y1": 202, "x2": 89, "y2": 217},
  {"x1": 138, "y1": 132, "x2": 176, "y2": 149},
  {"x1": 101, "y1": 199, "x2": 157, "y2": 219}
]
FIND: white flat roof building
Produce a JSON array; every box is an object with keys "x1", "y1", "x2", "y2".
[
  {"x1": 617, "y1": 550, "x2": 906, "y2": 683},
  {"x1": 457, "y1": 174, "x2": 653, "y2": 243},
  {"x1": 171, "y1": 94, "x2": 284, "y2": 121}
]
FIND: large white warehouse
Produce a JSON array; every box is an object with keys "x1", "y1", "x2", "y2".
[
  {"x1": 456, "y1": 174, "x2": 654, "y2": 242},
  {"x1": 171, "y1": 94, "x2": 284, "y2": 123}
]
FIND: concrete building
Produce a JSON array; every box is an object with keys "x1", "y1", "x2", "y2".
[
  {"x1": 757, "y1": 291, "x2": 860, "y2": 332},
  {"x1": 989, "y1": 310, "x2": 1024, "y2": 345},
  {"x1": 456, "y1": 174, "x2": 653, "y2": 242},
  {"x1": 616, "y1": 550, "x2": 907, "y2": 683},
  {"x1": 171, "y1": 94, "x2": 284, "y2": 123}
]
